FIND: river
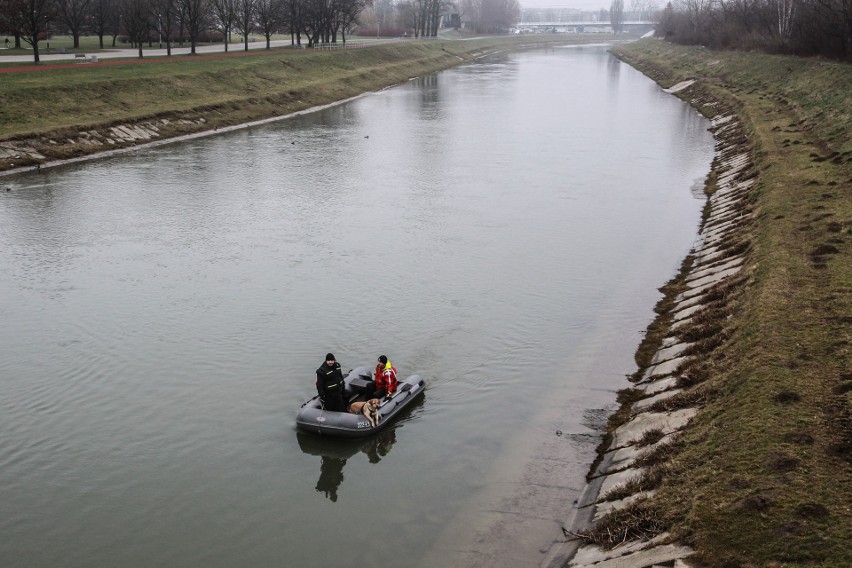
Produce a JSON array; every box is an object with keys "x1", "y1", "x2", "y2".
[{"x1": 0, "y1": 44, "x2": 714, "y2": 568}]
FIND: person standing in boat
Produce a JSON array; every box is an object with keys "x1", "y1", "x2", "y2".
[
  {"x1": 372, "y1": 355, "x2": 398, "y2": 399},
  {"x1": 316, "y1": 353, "x2": 346, "y2": 412}
]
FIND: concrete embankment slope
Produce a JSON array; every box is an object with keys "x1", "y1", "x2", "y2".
[{"x1": 549, "y1": 41, "x2": 850, "y2": 568}]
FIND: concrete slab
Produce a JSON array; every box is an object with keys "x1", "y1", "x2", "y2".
[
  {"x1": 569, "y1": 533, "x2": 672, "y2": 566},
  {"x1": 599, "y1": 467, "x2": 647, "y2": 499},
  {"x1": 651, "y1": 342, "x2": 690, "y2": 365},
  {"x1": 686, "y1": 257, "x2": 743, "y2": 282},
  {"x1": 672, "y1": 303, "x2": 702, "y2": 322},
  {"x1": 707, "y1": 202, "x2": 737, "y2": 218},
  {"x1": 710, "y1": 114, "x2": 734, "y2": 127},
  {"x1": 640, "y1": 376, "x2": 679, "y2": 395},
  {"x1": 600, "y1": 432, "x2": 678, "y2": 474},
  {"x1": 592, "y1": 491, "x2": 657, "y2": 522},
  {"x1": 694, "y1": 245, "x2": 720, "y2": 260},
  {"x1": 671, "y1": 294, "x2": 703, "y2": 313},
  {"x1": 660, "y1": 336, "x2": 680, "y2": 349},
  {"x1": 677, "y1": 278, "x2": 719, "y2": 302},
  {"x1": 685, "y1": 265, "x2": 742, "y2": 290},
  {"x1": 670, "y1": 316, "x2": 693, "y2": 331},
  {"x1": 664, "y1": 80, "x2": 695, "y2": 93},
  {"x1": 609, "y1": 408, "x2": 697, "y2": 450},
  {"x1": 632, "y1": 389, "x2": 684, "y2": 413},
  {"x1": 700, "y1": 233, "x2": 731, "y2": 249},
  {"x1": 571, "y1": 543, "x2": 695, "y2": 568},
  {"x1": 704, "y1": 210, "x2": 750, "y2": 229},
  {"x1": 702, "y1": 218, "x2": 739, "y2": 238},
  {"x1": 711, "y1": 187, "x2": 747, "y2": 205},
  {"x1": 643, "y1": 356, "x2": 687, "y2": 380}
]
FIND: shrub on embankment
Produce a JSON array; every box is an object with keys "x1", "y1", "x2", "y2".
[{"x1": 609, "y1": 40, "x2": 851, "y2": 567}]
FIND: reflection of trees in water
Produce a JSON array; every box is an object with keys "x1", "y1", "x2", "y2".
[{"x1": 311, "y1": 429, "x2": 398, "y2": 502}]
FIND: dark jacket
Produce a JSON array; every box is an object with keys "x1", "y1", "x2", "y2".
[{"x1": 316, "y1": 361, "x2": 345, "y2": 403}]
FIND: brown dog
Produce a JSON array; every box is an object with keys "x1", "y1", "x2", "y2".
[{"x1": 348, "y1": 398, "x2": 381, "y2": 428}]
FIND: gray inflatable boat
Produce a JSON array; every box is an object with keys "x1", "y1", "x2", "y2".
[{"x1": 296, "y1": 366, "x2": 425, "y2": 438}]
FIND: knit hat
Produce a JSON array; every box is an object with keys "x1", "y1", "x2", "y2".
[{"x1": 326, "y1": 353, "x2": 335, "y2": 362}]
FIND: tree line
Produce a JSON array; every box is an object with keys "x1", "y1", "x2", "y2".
[
  {"x1": 0, "y1": 0, "x2": 372, "y2": 62},
  {"x1": 656, "y1": 0, "x2": 852, "y2": 59}
]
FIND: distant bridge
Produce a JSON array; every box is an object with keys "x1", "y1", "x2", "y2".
[{"x1": 516, "y1": 20, "x2": 655, "y2": 31}]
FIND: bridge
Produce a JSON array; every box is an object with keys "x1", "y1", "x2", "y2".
[{"x1": 515, "y1": 20, "x2": 655, "y2": 33}]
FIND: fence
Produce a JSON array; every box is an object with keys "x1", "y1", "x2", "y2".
[{"x1": 311, "y1": 38, "x2": 417, "y2": 50}]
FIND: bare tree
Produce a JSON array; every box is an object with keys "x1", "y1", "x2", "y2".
[
  {"x1": 611, "y1": 0, "x2": 625, "y2": 31},
  {"x1": 775, "y1": 0, "x2": 797, "y2": 42},
  {"x1": 56, "y1": 0, "x2": 91, "y2": 47},
  {"x1": 398, "y1": 0, "x2": 421, "y2": 35},
  {"x1": 233, "y1": 0, "x2": 255, "y2": 49},
  {"x1": 254, "y1": 0, "x2": 282, "y2": 47},
  {"x1": 334, "y1": 0, "x2": 365, "y2": 42},
  {"x1": 90, "y1": 0, "x2": 118, "y2": 48},
  {"x1": 177, "y1": 0, "x2": 208, "y2": 53},
  {"x1": 122, "y1": 0, "x2": 150, "y2": 57},
  {"x1": 283, "y1": 0, "x2": 302, "y2": 45},
  {"x1": 150, "y1": 0, "x2": 178, "y2": 53},
  {"x1": 211, "y1": 0, "x2": 237, "y2": 50},
  {"x1": 6, "y1": 0, "x2": 56, "y2": 62}
]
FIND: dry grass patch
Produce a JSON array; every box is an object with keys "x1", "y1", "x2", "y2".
[{"x1": 572, "y1": 499, "x2": 667, "y2": 549}]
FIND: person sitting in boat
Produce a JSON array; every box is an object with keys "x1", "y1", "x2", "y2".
[
  {"x1": 372, "y1": 355, "x2": 398, "y2": 399},
  {"x1": 316, "y1": 353, "x2": 346, "y2": 412}
]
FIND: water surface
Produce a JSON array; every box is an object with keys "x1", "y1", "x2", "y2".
[{"x1": 0, "y1": 45, "x2": 714, "y2": 567}]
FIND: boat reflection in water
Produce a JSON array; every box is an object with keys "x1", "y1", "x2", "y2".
[{"x1": 297, "y1": 395, "x2": 425, "y2": 502}]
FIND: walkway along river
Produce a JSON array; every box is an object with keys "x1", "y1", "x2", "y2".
[{"x1": 0, "y1": 45, "x2": 715, "y2": 567}]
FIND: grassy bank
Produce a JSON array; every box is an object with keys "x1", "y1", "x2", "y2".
[
  {"x1": 0, "y1": 35, "x2": 613, "y2": 171},
  {"x1": 609, "y1": 40, "x2": 851, "y2": 567}
]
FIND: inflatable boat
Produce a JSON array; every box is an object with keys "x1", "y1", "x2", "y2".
[{"x1": 296, "y1": 366, "x2": 425, "y2": 438}]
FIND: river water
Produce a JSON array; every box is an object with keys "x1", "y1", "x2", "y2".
[{"x1": 0, "y1": 45, "x2": 714, "y2": 567}]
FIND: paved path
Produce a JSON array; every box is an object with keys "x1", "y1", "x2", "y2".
[
  {"x1": 0, "y1": 40, "x2": 307, "y2": 64},
  {"x1": 0, "y1": 37, "x2": 412, "y2": 65}
]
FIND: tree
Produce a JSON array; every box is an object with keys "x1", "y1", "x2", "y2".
[
  {"x1": 150, "y1": 0, "x2": 178, "y2": 53},
  {"x1": 90, "y1": 0, "x2": 119, "y2": 48},
  {"x1": 56, "y1": 0, "x2": 92, "y2": 48},
  {"x1": 254, "y1": 0, "x2": 282, "y2": 47},
  {"x1": 6, "y1": 0, "x2": 56, "y2": 62},
  {"x1": 773, "y1": 0, "x2": 796, "y2": 43},
  {"x1": 122, "y1": 0, "x2": 150, "y2": 57},
  {"x1": 177, "y1": 0, "x2": 207, "y2": 53},
  {"x1": 211, "y1": 0, "x2": 237, "y2": 50},
  {"x1": 610, "y1": 0, "x2": 625, "y2": 32},
  {"x1": 282, "y1": 0, "x2": 302, "y2": 45},
  {"x1": 233, "y1": 0, "x2": 255, "y2": 49},
  {"x1": 333, "y1": 0, "x2": 365, "y2": 42}
]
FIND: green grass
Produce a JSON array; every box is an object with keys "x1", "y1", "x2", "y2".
[{"x1": 610, "y1": 40, "x2": 851, "y2": 568}]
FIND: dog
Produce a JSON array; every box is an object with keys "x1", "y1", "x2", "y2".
[{"x1": 348, "y1": 398, "x2": 381, "y2": 428}]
